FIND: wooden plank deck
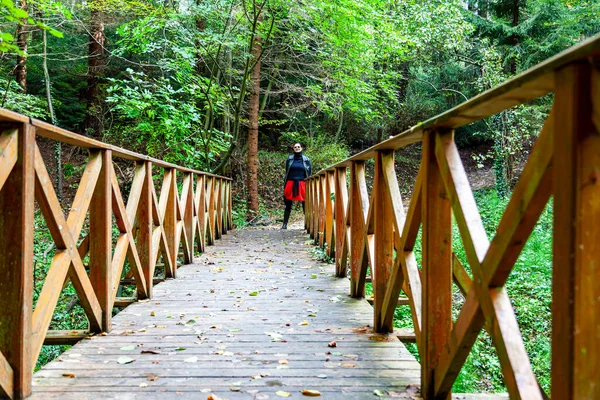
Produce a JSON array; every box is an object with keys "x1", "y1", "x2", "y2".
[{"x1": 31, "y1": 228, "x2": 506, "y2": 399}]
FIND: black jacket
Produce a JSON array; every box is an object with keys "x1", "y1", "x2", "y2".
[{"x1": 284, "y1": 154, "x2": 312, "y2": 183}]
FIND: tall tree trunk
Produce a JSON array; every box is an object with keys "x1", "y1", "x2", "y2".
[
  {"x1": 246, "y1": 16, "x2": 262, "y2": 218},
  {"x1": 15, "y1": 0, "x2": 28, "y2": 93},
  {"x1": 42, "y1": 29, "x2": 62, "y2": 201},
  {"x1": 510, "y1": 0, "x2": 520, "y2": 74},
  {"x1": 84, "y1": 4, "x2": 105, "y2": 137}
]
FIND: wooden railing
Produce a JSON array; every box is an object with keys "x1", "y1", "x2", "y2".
[
  {"x1": 0, "y1": 109, "x2": 232, "y2": 399},
  {"x1": 305, "y1": 34, "x2": 600, "y2": 399}
]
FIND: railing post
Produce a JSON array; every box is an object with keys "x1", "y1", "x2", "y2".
[
  {"x1": 137, "y1": 161, "x2": 153, "y2": 298},
  {"x1": 350, "y1": 161, "x2": 368, "y2": 298},
  {"x1": 311, "y1": 178, "x2": 319, "y2": 241},
  {"x1": 318, "y1": 174, "x2": 326, "y2": 248},
  {"x1": 163, "y1": 168, "x2": 178, "y2": 277},
  {"x1": 305, "y1": 178, "x2": 311, "y2": 233},
  {"x1": 0, "y1": 124, "x2": 34, "y2": 399},
  {"x1": 334, "y1": 167, "x2": 349, "y2": 277},
  {"x1": 552, "y1": 63, "x2": 599, "y2": 399},
  {"x1": 421, "y1": 130, "x2": 452, "y2": 399},
  {"x1": 373, "y1": 151, "x2": 395, "y2": 333},
  {"x1": 195, "y1": 175, "x2": 205, "y2": 254},
  {"x1": 325, "y1": 170, "x2": 335, "y2": 257},
  {"x1": 182, "y1": 172, "x2": 194, "y2": 263},
  {"x1": 311, "y1": 175, "x2": 321, "y2": 244},
  {"x1": 89, "y1": 149, "x2": 113, "y2": 332},
  {"x1": 206, "y1": 176, "x2": 215, "y2": 246}
]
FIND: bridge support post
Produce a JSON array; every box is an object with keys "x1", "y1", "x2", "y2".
[
  {"x1": 334, "y1": 167, "x2": 349, "y2": 278},
  {"x1": 349, "y1": 161, "x2": 368, "y2": 298},
  {"x1": 552, "y1": 63, "x2": 600, "y2": 399},
  {"x1": 373, "y1": 151, "x2": 395, "y2": 333},
  {"x1": 137, "y1": 161, "x2": 153, "y2": 298},
  {"x1": 421, "y1": 130, "x2": 452, "y2": 399},
  {"x1": 325, "y1": 170, "x2": 335, "y2": 258},
  {"x1": 0, "y1": 124, "x2": 34, "y2": 399},
  {"x1": 89, "y1": 149, "x2": 113, "y2": 332}
]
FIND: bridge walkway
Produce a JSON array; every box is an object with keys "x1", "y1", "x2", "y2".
[{"x1": 30, "y1": 228, "x2": 428, "y2": 399}]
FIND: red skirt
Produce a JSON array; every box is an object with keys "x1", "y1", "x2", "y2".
[{"x1": 284, "y1": 180, "x2": 306, "y2": 201}]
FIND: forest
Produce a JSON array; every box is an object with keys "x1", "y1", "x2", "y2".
[{"x1": 0, "y1": 0, "x2": 599, "y2": 395}]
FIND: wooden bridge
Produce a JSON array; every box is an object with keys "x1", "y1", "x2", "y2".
[{"x1": 1, "y1": 34, "x2": 599, "y2": 399}]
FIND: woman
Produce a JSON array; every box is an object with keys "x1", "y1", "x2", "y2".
[{"x1": 282, "y1": 142, "x2": 312, "y2": 229}]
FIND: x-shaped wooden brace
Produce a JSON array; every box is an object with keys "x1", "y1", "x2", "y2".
[
  {"x1": 430, "y1": 110, "x2": 555, "y2": 399},
  {"x1": 109, "y1": 163, "x2": 148, "y2": 300},
  {"x1": 31, "y1": 144, "x2": 104, "y2": 364}
]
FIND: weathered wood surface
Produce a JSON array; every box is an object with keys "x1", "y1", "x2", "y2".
[{"x1": 30, "y1": 229, "x2": 505, "y2": 399}]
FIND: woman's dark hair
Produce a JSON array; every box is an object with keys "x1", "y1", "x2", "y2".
[{"x1": 290, "y1": 142, "x2": 306, "y2": 151}]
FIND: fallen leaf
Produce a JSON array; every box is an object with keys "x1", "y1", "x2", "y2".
[
  {"x1": 141, "y1": 350, "x2": 161, "y2": 355},
  {"x1": 175, "y1": 347, "x2": 186, "y2": 351},
  {"x1": 117, "y1": 356, "x2": 134, "y2": 364},
  {"x1": 249, "y1": 291, "x2": 259, "y2": 296},
  {"x1": 150, "y1": 311, "x2": 155, "y2": 317},
  {"x1": 373, "y1": 389, "x2": 386, "y2": 397},
  {"x1": 61, "y1": 373, "x2": 75, "y2": 378},
  {"x1": 147, "y1": 375, "x2": 158, "y2": 381},
  {"x1": 299, "y1": 320, "x2": 309, "y2": 326},
  {"x1": 278, "y1": 359, "x2": 289, "y2": 364},
  {"x1": 185, "y1": 319, "x2": 197, "y2": 326},
  {"x1": 342, "y1": 363, "x2": 356, "y2": 368},
  {"x1": 317, "y1": 374, "x2": 327, "y2": 379},
  {"x1": 139, "y1": 382, "x2": 148, "y2": 388},
  {"x1": 327, "y1": 341, "x2": 337, "y2": 348},
  {"x1": 120, "y1": 345, "x2": 136, "y2": 351},
  {"x1": 184, "y1": 356, "x2": 198, "y2": 363},
  {"x1": 302, "y1": 389, "x2": 321, "y2": 397},
  {"x1": 276, "y1": 391, "x2": 291, "y2": 397}
]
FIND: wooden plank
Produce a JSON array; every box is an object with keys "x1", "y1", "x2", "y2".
[
  {"x1": 421, "y1": 130, "x2": 452, "y2": 399},
  {"x1": 349, "y1": 162, "x2": 369, "y2": 298},
  {"x1": 0, "y1": 350, "x2": 13, "y2": 399},
  {"x1": 113, "y1": 298, "x2": 137, "y2": 308},
  {"x1": 325, "y1": 171, "x2": 335, "y2": 258},
  {"x1": 27, "y1": 117, "x2": 231, "y2": 181},
  {"x1": 136, "y1": 162, "x2": 153, "y2": 298},
  {"x1": 0, "y1": 128, "x2": 18, "y2": 192},
  {"x1": 378, "y1": 150, "x2": 409, "y2": 333},
  {"x1": 334, "y1": 168, "x2": 348, "y2": 278},
  {"x1": 43, "y1": 331, "x2": 92, "y2": 346},
  {"x1": 0, "y1": 123, "x2": 34, "y2": 399},
  {"x1": 553, "y1": 63, "x2": 599, "y2": 399},
  {"x1": 373, "y1": 151, "x2": 395, "y2": 333},
  {"x1": 89, "y1": 150, "x2": 113, "y2": 332},
  {"x1": 163, "y1": 169, "x2": 177, "y2": 277}
]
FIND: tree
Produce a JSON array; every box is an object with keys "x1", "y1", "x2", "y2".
[
  {"x1": 83, "y1": 0, "x2": 105, "y2": 137},
  {"x1": 246, "y1": 2, "x2": 265, "y2": 217}
]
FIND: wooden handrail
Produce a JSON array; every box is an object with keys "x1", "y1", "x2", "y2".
[
  {"x1": 0, "y1": 109, "x2": 233, "y2": 399},
  {"x1": 305, "y1": 34, "x2": 600, "y2": 399}
]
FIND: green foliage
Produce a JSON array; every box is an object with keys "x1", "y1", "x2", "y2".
[{"x1": 0, "y1": 77, "x2": 48, "y2": 117}]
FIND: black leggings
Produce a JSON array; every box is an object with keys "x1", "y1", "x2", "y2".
[{"x1": 283, "y1": 200, "x2": 305, "y2": 224}]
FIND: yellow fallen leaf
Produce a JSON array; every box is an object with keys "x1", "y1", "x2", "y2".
[
  {"x1": 150, "y1": 311, "x2": 155, "y2": 316},
  {"x1": 62, "y1": 373, "x2": 75, "y2": 378},
  {"x1": 299, "y1": 320, "x2": 309, "y2": 326},
  {"x1": 302, "y1": 389, "x2": 321, "y2": 397},
  {"x1": 278, "y1": 359, "x2": 289, "y2": 364},
  {"x1": 276, "y1": 391, "x2": 291, "y2": 397}
]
